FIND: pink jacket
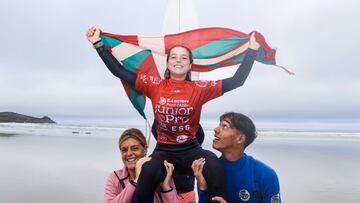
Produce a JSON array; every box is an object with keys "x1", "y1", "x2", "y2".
[{"x1": 103, "y1": 167, "x2": 180, "y2": 203}]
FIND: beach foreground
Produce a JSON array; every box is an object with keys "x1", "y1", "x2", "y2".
[{"x1": 1, "y1": 125, "x2": 360, "y2": 203}]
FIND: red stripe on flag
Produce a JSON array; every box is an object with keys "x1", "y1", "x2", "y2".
[
  {"x1": 121, "y1": 81, "x2": 132, "y2": 99},
  {"x1": 101, "y1": 32, "x2": 139, "y2": 46},
  {"x1": 253, "y1": 31, "x2": 276, "y2": 61},
  {"x1": 134, "y1": 54, "x2": 161, "y2": 78}
]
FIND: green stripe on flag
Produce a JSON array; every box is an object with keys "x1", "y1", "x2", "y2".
[
  {"x1": 100, "y1": 35, "x2": 123, "y2": 47},
  {"x1": 130, "y1": 89, "x2": 146, "y2": 119},
  {"x1": 208, "y1": 64, "x2": 220, "y2": 69},
  {"x1": 122, "y1": 50, "x2": 151, "y2": 72},
  {"x1": 192, "y1": 36, "x2": 249, "y2": 59}
]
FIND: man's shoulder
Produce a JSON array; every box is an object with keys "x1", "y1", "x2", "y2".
[
  {"x1": 246, "y1": 155, "x2": 281, "y2": 202},
  {"x1": 246, "y1": 154, "x2": 278, "y2": 179}
]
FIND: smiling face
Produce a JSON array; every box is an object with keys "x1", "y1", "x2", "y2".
[
  {"x1": 166, "y1": 46, "x2": 192, "y2": 80},
  {"x1": 213, "y1": 118, "x2": 244, "y2": 153},
  {"x1": 120, "y1": 137, "x2": 147, "y2": 171}
]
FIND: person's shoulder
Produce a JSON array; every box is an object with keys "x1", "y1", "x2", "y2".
[
  {"x1": 193, "y1": 80, "x2": 221, "y2": 88},
  {"x1": 247, "y1": 154, "x2": 278, "y2": 178},
  {"x1": 247, "y1": 155, "x2": 281, "y2": 201},
  {"x1": 137, "y1": 73, "x2": 163, "y2": 85},
  {"x1": 108, "y1": 168, "x2": 128, "y2": 180}
]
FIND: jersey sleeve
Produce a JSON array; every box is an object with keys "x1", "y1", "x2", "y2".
[
  {"x1": 194, "y1": 80, "x2": 223, "y2": 104},
  {"x1": 221, "y1": 48, "x2": 257, "y2": 93},
  {"x1": 197, "y1": 187, "x2": 208, "y2": 203},
  {"x1": 95, "y1": 43, "x2": 137, "y2": 88},
  {"x1": 261, "y1": 169, "x2": 281, "y2": 203},
  {"x1": 135, "y1": 73, "x2": 162, "y2": 97}
]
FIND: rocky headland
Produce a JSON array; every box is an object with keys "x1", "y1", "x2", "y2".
[{"x1": 0, "y1": 112, "x2": 56, "y2": 123}]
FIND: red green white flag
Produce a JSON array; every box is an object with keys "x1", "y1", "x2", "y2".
[{"x1": 100, "y1": 27, "x2": 291, "y2": 119}]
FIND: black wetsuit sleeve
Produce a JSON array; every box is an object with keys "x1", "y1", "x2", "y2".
[
  {"x1": 221, "y1": 49, "x2": 258, "y2": 94},
  {"x1": 95, "y1": 42, "x2": 137, "y2": 88}
]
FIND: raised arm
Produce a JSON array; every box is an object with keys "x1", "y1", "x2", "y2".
[
  {"x1": 87, "y1": 26, "x2": 137, "y2": 88},
  {"x1": 222, "y1": 33, "x2": 260, "y2": 94}
]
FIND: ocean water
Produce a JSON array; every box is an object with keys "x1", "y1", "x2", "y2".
[
  {"x1": 1, "y1": 121, "x2": 360, "y2": 203},
  {"x1": 1, "y1": 120, "x2": 359, "y2": 140}
]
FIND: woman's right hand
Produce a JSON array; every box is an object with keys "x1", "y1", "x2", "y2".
[{"x1": 86, "y1": 26, "x2": 101, "y2": 44}]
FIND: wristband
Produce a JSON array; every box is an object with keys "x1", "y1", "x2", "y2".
[{"x1": 92, "y1": 40, "x2": 104, "y2": 49}]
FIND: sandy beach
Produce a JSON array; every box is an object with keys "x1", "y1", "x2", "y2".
[{"x1": 1, "y1": 126, "x2": 360, "y2": 203}]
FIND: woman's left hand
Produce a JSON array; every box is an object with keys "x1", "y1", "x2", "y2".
[{"x1": 161, "y1": 160, "x2": 175, "y2": 191}]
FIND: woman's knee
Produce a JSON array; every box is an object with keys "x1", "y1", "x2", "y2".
[{"x1": 141, "y1": 157, "x2": 165, "y2": 176}]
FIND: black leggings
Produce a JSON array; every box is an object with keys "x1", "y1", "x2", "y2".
[
  {"x1": 131, "y1": 140, "x2": 227, "y2": 203},
  {"x1": 152, "y1": 121, "x2": 204, "y2": 192}
]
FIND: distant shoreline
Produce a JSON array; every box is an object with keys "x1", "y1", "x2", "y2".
[
  {"x1": 0, "y1": 133, "x2": 17, "y2": 137},
  {"x1": 0, "y1": 112, "x2": 56, "y2": 124}
]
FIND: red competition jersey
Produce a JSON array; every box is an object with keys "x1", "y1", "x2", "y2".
[{"x1": 136, "y1": 74, "x2": 222, "y2": 144}]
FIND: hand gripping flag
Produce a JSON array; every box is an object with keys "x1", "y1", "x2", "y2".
[{"x1": 100, "y1": 27, "x2": 292, "y2": 119}]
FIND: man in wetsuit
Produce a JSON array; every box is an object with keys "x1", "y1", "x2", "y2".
[{"x1": 192, "y1": 112, "x2": 281, "y2": 203}]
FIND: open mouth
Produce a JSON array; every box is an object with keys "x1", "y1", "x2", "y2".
[
  {"x1": 174, "y1": 64, "x2": 183, "y2": 69},
  {"x1": 126, "y1": 157, "x2": 137, "y2": 164},
  {"x1": 213, "y1": 134, "x2": 220, "y2": 142}
]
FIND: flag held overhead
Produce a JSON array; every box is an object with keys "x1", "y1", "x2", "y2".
[{"x1": 100, "y1": 27, "x2": 290, "y2": 119}]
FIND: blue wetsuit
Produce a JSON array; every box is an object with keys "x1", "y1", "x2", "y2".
[{"x1": 198, "y1": 154, "x2": 281, "y2": 203}]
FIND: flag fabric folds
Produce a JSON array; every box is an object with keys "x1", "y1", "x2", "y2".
[{"x1": 100, "y1": 27, "x2": 281, "y2": 119}]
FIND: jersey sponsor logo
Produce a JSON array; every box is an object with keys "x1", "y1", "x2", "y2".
[
  {"x1": 176, "y1": 134, "x2": 188, "y2": 143},
  {"x1": 239, "y1": 189, "x2": 250, "y2": 201},
  {"x1": 271, "y1": 193, "x2": 281, "y2": 203},
  {"x1": 159, "y1": 97, "x2": 167, "y2": 105}
]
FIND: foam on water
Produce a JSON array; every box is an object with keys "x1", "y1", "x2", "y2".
[{"x1": 0, "y1": 122, "x2": 129, "y2": 138}]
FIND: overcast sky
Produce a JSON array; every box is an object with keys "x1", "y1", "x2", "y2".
[{"x1": 0, "y1": 0, "x2": 359, "y2": 123}]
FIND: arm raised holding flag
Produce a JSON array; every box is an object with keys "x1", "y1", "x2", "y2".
[{"x1": 87, "y1": 26, "x2": 260, "y2": 203}]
